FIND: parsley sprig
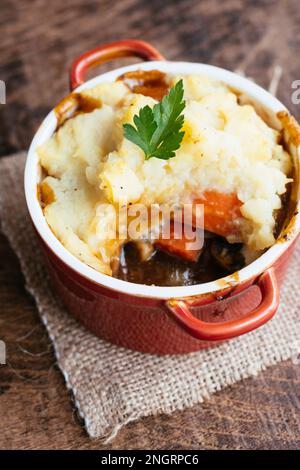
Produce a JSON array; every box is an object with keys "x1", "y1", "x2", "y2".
[{"x1": 123, "y1": 79, "x2": 185, "y2": 160}]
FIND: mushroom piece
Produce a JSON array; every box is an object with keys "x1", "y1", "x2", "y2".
[
  {"x1": 112, "y1": 241, "x2": 155, "y2": 278},
  {"x1": 210, "y1": 237, "x2": 245, "y2": 272},
  {"x1": 134, "y1": 240, "x2": 156, "y2": 262}
]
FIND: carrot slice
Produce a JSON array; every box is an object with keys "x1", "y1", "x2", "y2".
[
  {"x1": 192, "y1": 191, "x2": 242, "y2": 238},
  {"x1": 155, "y1": 192, "x2": 242, "y2": 261},
  {"x1": 155, "y1": 222, "x2": 203, "y2": 262}
]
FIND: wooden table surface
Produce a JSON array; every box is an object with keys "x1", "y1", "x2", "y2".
[{"x1": 1, "y1": 0, "x2": 300, "y2": 450}]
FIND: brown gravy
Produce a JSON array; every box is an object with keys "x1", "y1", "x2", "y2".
[
  {"x1": 117, "y1": 69, "x2": 169, "y2": 101},
  {"x1": 116, "y1": 235, "x2": 245, "y2": 287},
  {"x1": 54, "y1": 93, "x2": 102, "y2": 128}
]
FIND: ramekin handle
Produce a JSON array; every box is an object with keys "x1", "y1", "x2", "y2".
[
  {"x1": 165, "y1": 268, "x2": 279, "y2": 341},
  {"x1": 70, "y1": 39, "x2": 165, "y2": 90}
]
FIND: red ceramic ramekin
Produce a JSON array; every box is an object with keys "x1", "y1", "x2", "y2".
[{"x1": 25, "y1": 40, "x2": 300, "y2": 354}]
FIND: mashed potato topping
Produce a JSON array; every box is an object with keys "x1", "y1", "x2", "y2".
[{"x1": 38, "y1": 73, "x2": 292, "y2": 276}]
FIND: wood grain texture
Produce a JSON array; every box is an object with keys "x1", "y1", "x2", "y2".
[{"x1": 1, "y1": 0, "x2": 300, "y2": 450}]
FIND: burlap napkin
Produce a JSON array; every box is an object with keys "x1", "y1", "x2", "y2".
[{"x1": 1, "y1": 152, "x2": 300, "y2": 441}]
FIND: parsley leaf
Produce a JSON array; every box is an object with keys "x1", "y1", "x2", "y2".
[{"x1": 123, "y1": 79, "x2": 185, "y2": 160}]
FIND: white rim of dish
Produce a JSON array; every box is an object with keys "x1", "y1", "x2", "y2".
[{"x1": 24, "y1": 60, "x2": 300, "y2": 299}]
